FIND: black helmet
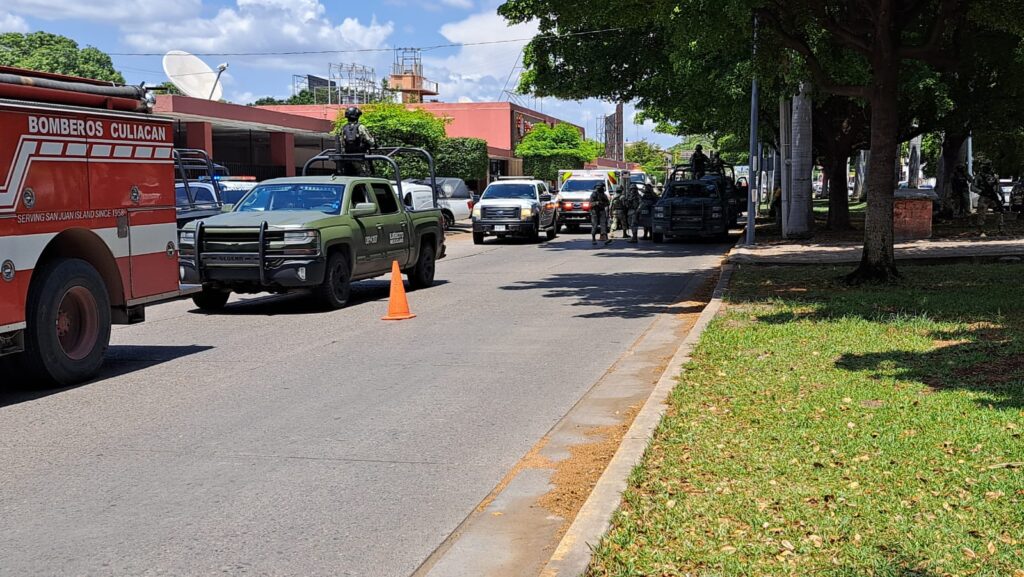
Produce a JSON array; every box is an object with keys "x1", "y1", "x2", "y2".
[
  {"x1": 345, "y1": 106, "x2": 362, "y2": 121},
  {"x1": 695, "y1": 144, "x2": 703, "y2": 152},
  {"x1": 595, "y1": 182, "x2": 606, "y2": 191}
]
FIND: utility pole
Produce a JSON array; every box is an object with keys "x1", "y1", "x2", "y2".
[{"x1": 745, "y1": 16, "x2": 759, "y2": 245}]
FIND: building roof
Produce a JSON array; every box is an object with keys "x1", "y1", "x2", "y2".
[{"x1": 155, "y1": 95, "x2": 334, "y2": 136}]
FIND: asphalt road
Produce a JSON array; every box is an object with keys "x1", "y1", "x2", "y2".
[{"x1": 0, "y1": 228, "x2": 728, "y2": 577}]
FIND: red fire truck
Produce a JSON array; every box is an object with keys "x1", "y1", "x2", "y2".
[{"x1": 0, "y1": 67, "x2": 191, "y2": 386}]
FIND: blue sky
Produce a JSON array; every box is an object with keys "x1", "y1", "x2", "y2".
[{"x1": 1, "y1": 0, "x2": 678, "y2": 149}]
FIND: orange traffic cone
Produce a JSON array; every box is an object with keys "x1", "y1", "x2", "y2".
[{"x1": 382, "y1": 260, "x2": 416, "y2": 321}]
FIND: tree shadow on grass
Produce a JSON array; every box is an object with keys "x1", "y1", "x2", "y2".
[
  {"x1": 836, "y1": 325, "x2": 1024, "y2": 410},
  {"x1": 726, "y1": 264, "x2": 1024, "y2": 410}
]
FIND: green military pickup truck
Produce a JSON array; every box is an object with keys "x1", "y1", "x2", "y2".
[{"x1": 178, "y1": 158, "x2": 446, "y2": 311}]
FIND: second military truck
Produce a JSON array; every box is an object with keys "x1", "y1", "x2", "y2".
[{"x1": 179, "y1": 148, "x2": 446, "y2": 311}]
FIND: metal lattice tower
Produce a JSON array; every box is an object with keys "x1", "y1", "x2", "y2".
[{"x1": 389, "y1": 48, "x2": 439, "y2": 104}]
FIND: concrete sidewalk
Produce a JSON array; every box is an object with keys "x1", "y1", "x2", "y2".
[{"x1": 729, "y1": 237, "x2": 1024, "y2": 265}]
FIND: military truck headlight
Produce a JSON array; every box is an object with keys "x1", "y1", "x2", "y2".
[
  {"x1": 283, "y1": 231, "x2": 318, "y2": 246},
  {"x1": 178, "y1": 230, "x2": 195, "y2": 248},
  {"x1": 277, "y1": 230, "x2": 319, "y2": 256},
  {"x1": 520, "y1": 206, "x2": 534, "y2": 220}
]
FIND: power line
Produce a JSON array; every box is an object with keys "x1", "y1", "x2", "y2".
[{"x1": 106, "y1": 27, "x2": 624, "y2": 57}]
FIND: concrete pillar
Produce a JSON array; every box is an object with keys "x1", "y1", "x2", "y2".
[
  {"x1": 185, "y1": 122, "x2": 213, "y2": 155},
  {"x1": 270, "y1": 132, "x2": 296, "y2": 177}
]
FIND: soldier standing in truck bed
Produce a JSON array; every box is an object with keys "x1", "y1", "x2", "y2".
[
  {"x1": 691, "y1": 144, "x2": 709, "y2": 178},
  {"x1": 340, "y1": 106, "x2": 375, "y2": 176}
]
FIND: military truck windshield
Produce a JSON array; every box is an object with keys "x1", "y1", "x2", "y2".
[
  {"x1": 630, "y1": 174, "x2": 647, "y2": 184},
  {"x1": 667, "y1": 183, "x2": 718, "y2": 199},
  {"x1": 237, "y1": 183, "x2": 346, "y2": 214},
  {"x1": 482, "y1": 184, "x2": 536, "y2": 200},
  {"x1": 561, "y1": 179, "x2": 603, "y2": 192}
]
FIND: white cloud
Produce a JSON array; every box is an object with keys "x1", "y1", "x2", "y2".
[
  {"x1": 0, "y1": 12, "x2": 29, "y2": 33},
  {"x1": 3, "y1": 0, "x2": 199, "y2": 24},
  {"x1": 119, "y1": 1, "x2": 394, "y2": 72},
  {"x1": 439, "y1": 0, "x2": 474, "y2": 8}
]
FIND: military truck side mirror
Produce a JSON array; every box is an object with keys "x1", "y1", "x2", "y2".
[
  {"x1": 539, "y1": 193, "x2": 552, "y2": 202},
  {"x1": 351, "y1": 202, "x2": 377, "y2": 217}
]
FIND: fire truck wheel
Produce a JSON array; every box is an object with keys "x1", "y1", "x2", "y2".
[
  {"x1": 316, "y1": 252, "x2": 351, "y2": 310},
  {"x1": 23, "y1": 258, "x2": 111, "y2": 387},
  {"x1": 192, "y1": 287, "x2": 231, "y2": 311}
]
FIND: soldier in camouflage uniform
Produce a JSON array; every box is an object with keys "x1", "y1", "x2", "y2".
[
  {"x1": 625, "y1": 184, "x2": 643, "y2": 243},
  {"x1": 950, "y1": 164, "x2": 972, "y2": 217},
  {"x1": 708, "y1": 151, "x2": 724, "y2": 175},
  {"x1": 340, "y1": 106, "x2": 376, "y2": 176},
  {"x1": 640, "y1": 184, "x2": 658, "y2": 239},
  {"x1": 975, "y1": 160, "x2": 1004, "y2": 213},
  {"x1": 611, "y1": 190, "x2": 629, "y2": 238},
  {"x1": 691, "y1": 144, "x2": 709, "y2": 178}
]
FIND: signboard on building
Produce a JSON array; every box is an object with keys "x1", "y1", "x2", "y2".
[{"x1": 512, "y1": 110, "x2": 556, "y2": 148}]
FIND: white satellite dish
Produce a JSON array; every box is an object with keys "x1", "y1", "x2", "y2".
[{"x1": 162, "y1": 50, "x2": 228, "y2": 100}]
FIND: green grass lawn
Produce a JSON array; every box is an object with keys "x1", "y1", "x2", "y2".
[{"x1": 587, "y1": 264, "x2": 1024, "y2": 577}]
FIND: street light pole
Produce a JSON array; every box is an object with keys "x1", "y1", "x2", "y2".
[{"x1": 746, "y1": 17, "x2": 759, "y2": 245}]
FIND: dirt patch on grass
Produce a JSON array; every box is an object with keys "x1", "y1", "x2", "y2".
[{"x1": 539, "y1": 404, "x2": 642, "y2": 531}]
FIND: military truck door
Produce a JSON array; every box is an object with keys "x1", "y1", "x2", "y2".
[
  {"x1": 348, "y1": 182, "x2": 389, "y2": 275},
  {"x1": 370, "y1": 182, "x2": 411, "y2": 267}
]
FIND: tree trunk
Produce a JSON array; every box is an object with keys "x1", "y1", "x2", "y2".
[
  {"x1": 849, "y1": 35, "x2": 900, "y2": 283},
  {"x1": 855, "y1": 150, "x2": 870, "y2": 202},
  {"x1": 908, "y1": 135, "x2": 922, "y2": 188},
  {"x1": 937, "y1": 132, "x2": 967, "y2": 217},
  {"x1": 826, "y1": 152, "x2": 852, "y2": 230},
  {"x1": 787, "y1": 84, "x2": 813, "y2": 238}
]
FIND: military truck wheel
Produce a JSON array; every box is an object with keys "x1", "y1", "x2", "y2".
[
  {"x1": 192, "y1": 287, "x2": 230, "y2": 311},
  {"x1": 653, "y1": 232, "x2": 665, "y2": 243},
  {"x1": 408, "y1": 244, "x2": 436, "y2": 290},
  {"x1": 442, "y1": 210, "x2": 455, "y2": 231},
  {"x1": 21, "y1": 257, "x2": 111, "y2": 388},
  {"x1": 316, "y1": 252, "x2": 352, "y2": 310},
  {"x1": 473, "y1": 232, "x2": 485, "y2": 245}
]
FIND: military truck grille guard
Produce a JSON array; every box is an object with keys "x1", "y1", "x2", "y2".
[
  {"x1": 658, "y1": 203, "x2": 711, "y2": 227},
  {"x1": 481, "y1": 206, "x2": 520, "y2": 220},
  {"x1": 196, "y1": 221, "x2": 295, "y2": 285}
]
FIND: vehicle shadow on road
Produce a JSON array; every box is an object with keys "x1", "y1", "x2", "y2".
[
  {"x1": 0, "y1": 344, "x2": 213, "y2": 408},
  {"x1": 501, "y1": 272, "x2": 706, "y2": 319},
  {"x1": 187, "y1": 280, "x2": 450, "y2": 316},
  {"x1": 540, "y1": 234, "x2": 737, "y2": 258}
]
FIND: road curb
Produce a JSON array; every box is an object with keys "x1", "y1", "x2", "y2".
[{"x1": 539, "y1": 260, "x2": 736, "y2": 577}]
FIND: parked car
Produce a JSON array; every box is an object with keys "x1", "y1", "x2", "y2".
[
  {"x1": 472, "y1": 178, "x2": 558, "y2": 244},
  {"x1": 173, "y1": 149, "x2": 224, "y2": 228},
  {"x1": 217, "y1": 177, "x2": 260, "y2": 206},
  {"x1": 407, "y1": 177, "x2": 473, "y2": 230}
]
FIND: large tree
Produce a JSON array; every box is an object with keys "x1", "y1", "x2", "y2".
[
  {"x1": 503, "y1": 0, "x2": 1024, "y2": 282},
  {"x1": 514, "y1": 123, "x2": 603, "y2": 181},
  {"x1": 0, "y1": 31, "x2": 124, "y2": 83},
  {"x1": 625, "y1": 140, "x2": 668, "y2": 179}
]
